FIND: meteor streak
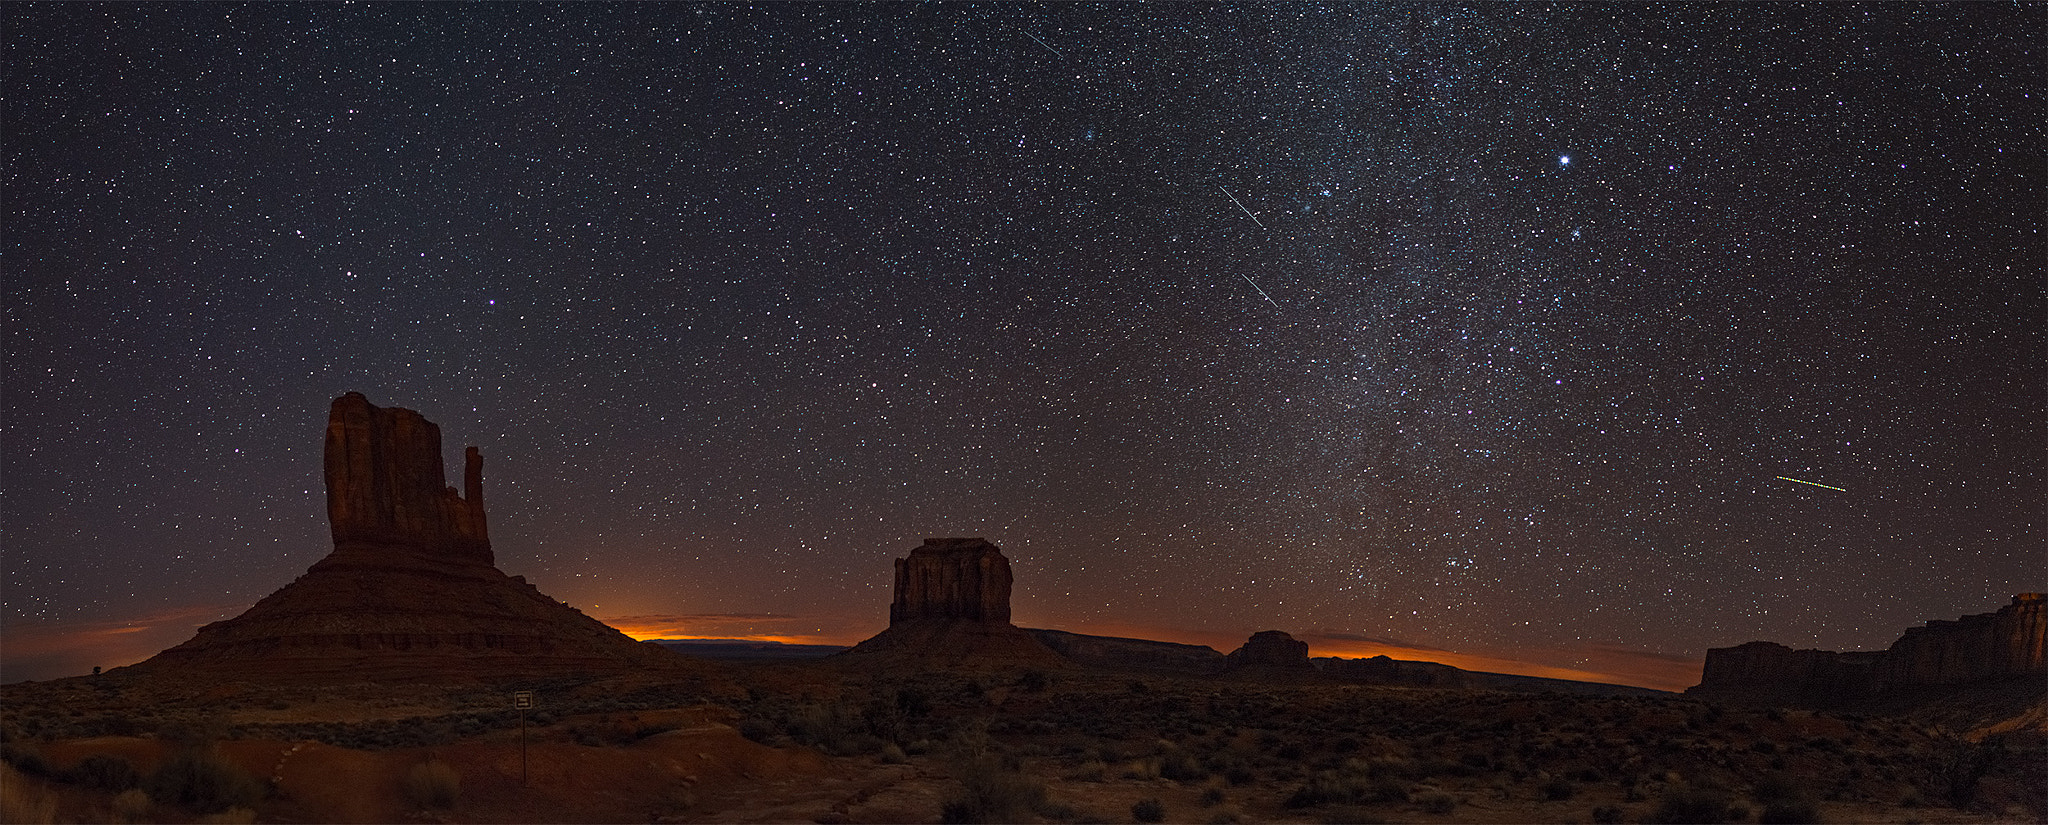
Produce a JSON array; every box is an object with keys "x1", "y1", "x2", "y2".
[
  {"x1": 1775, "y1": 476, "x2": 1846, "y2": 492},
  {"x1": 1219, "y1": 186, "x2": 1266, "y2": 229},
  {"x1": 1240, "y1": 273, "x2": 1280, "y2": 308}
]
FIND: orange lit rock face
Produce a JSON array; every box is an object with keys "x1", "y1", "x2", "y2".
[
  {"x1": 890, "y1": 538, "x2": 1013, "y2": 625},
  {"x1": 324, "y1": 392, "x2": 489, "y2": 565},
  {"x1": 1690, "y1": 594, "x2": 2047, "y2": 706}
]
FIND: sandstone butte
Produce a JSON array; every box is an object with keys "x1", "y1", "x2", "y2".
[
  {"x1": 838, "y1": 538, "x2": 1067, "y2": 668},
  {"x1": 129, "y1": 393, "x2": 681, "y2": 683},
  {"x1": 1224, "y1": 630, "x2": 1314, "y2": 671},
  {"x1": 1687, "y1": 593, "x2": 2048, "y2": 708}
]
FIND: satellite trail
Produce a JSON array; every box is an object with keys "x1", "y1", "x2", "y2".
[
  {"x1": 1775, "y1": 476, "x2": 1846, "y2": 492},
  {"x1": 1240, "y1": 273, "x2": 1280, "y2": 308},
  {"x1": 1219, "y1": 186, "x2": 1266, "y2": 229}
]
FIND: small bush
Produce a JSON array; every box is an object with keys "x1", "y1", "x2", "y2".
[
  {"x1": 1543, "y1": 776, "x2": 1577, "y2": 801},
  {"x1": 146, "y1": 749, "x2": 263, "y2": 814},
  {"x1": 404, "y1": 759, "x2": 460, "y2": 809},
  {"x1": 1132, "y1": 797, "x2": 1167, "y2": 823},
  {"x1": 1417, "y1": 790, "x2": 1457, "y2": 814},
  {"x1": 197, "y1": 807, "x2": 257, "y2": 824},
  {"x1": 0, "y1": 742, "x2": 51, "y2": 777},
  {"x1": 1200, "y1": 787, "x2": 1226, "y2": 807},
  {"x1": 1649, "y1": 782, "x2": 1738, "y2": 824},
  {"x1": 1758, "y1": 798, "x2": 1822, "y2": 824},
  {"x1": 1160, "y1": 751, "x2": 1207, "y2": 782},
  {"x1": 2, "y1": 764, "x2": 57, "y2": 824},
  {"x1": 112, "y1": 788, "x2": 153, "y2": 822},
  {"x1": 940, "y1": 760, "x2": 1046, "y2": 824},
  {"x1": 1591, "y1": 804, "x2": 1626, "y2": 824},
  {"x1": 70, "y1": 753, "x2": 141, "y2": 792}
]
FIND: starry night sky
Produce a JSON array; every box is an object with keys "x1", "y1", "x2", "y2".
[{"x1": 4, "y1": 3, "x2": 2041, "y2": 688}]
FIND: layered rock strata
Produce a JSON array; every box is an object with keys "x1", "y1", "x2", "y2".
[
  {"x1": 1688, "y1": 594, "x2": 2047, "y2": 707},
  {"x1": 136, "y1": 394, "x2": 676, "y2": 682},
  {"x1": 1225, "y1": 630, "x2": 1313, "y2": 670},
  {"x1": 842, "y1": 538, "x2": 1064, "y2": 667}
]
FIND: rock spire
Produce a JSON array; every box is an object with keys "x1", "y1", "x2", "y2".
[{"x1": 324, "y1": 391, "x2": 490, "y2": 564}]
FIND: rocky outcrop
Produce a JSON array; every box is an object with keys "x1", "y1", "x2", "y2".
[
  {"x1": 133, "y1": 394, "x2": 681, "y2": 682},
  {"x1": 1879, "y1": 593, "x2": 2046, "y2": 687},
  {"x1": 324, "y1": 392, "x2": 489, "y2": 564},
  {"x1": 1689, "y1": 595, "x2": 2047, "y2": 708},
  {"x1": 1225, "y1": 630, "x2": 1312, "y2": 670},
  {"x1": 1026, "y1": 629, "x2": 1225, "y2": 673},
  {"x1": 1315, "y1": 655, "x2": 1467, "y2": 687},
  {"x1": 891, "y1": 538, "x2": 1012, "y2": 624},
  {"x1": 841, "y1": 539, "x2": 1064, "y2": 668}
]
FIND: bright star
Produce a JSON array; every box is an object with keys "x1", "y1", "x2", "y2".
[{"x1": 1559, "y1": 155, "x2": 1571, "y2": 166}]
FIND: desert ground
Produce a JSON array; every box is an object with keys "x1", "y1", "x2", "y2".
[{"x1": 3, "y1": 662, "x2": 2041, "y2": 824}]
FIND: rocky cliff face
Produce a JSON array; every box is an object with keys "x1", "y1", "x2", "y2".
[
  {"x1": 135, "y1": 394, "x2": 680, "y2": 682},
  {"x1": 1689, "y1": 594, "x2": 2046, "y2": 707},
  {"x1": 890, "y1": 538, "x2": 1013, "y2": 624},
  {"x1": 1225, "y1": 630, "x2": 1312, "y2": 670},
  {"x1": 842, "y1": 538, "x2": 1063, "y2": 668},
  {"x1": 325, "y1": 392, "x2": 490, "y2": 565}
]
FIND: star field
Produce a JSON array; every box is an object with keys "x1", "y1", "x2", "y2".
[{"x1": 4, "y1": 4, "x2": 2041, "y2": 687}]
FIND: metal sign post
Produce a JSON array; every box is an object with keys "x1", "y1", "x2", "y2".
[{"x1": 513, "y1": 690, "x2": 534, "y2": 786}]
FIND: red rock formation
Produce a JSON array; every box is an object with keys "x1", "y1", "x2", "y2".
[
  {"x1": 324, "y1": 392, "x2": 490, "y2": 564},
  {"x1": 1689, "y1": 595, "x2": 2046, "y2": 707},
  {"x1": 132, "y1": 394, "x2": 682, "y2": 682},
  {"x1": 891, "y1": 538, "x2": 1013, "y2": 624},
  {"x1": 842, "y1": 538, "x2": 1064, "y2": 668},
  {"x1": 1225, "y1": 630, "x2": 1312, "y2": 670}
]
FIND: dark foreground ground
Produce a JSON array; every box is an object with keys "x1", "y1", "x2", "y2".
[{"x1": 3, "y1": 663, "x2": 2042, "y2": 823}]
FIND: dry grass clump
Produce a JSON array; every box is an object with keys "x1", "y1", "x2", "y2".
[
  {"x1": 1, "y1": 762, "x2": 57, "y2": 824},
  {"x1": 404, "y1": 758, "x2": 461, "y2": 809},
  {"x1": 146, "y1": 747, "x2": 263, "y2": 815},
  {"x1": 940, "y1": 759, "x2": 1050, "y2": 824},
  {"x1": 112, "y1": 788, "x2": 153, "y2": 823}
]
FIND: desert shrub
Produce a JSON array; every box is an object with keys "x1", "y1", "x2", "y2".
[
  {"x1": 403, "y1": 759, "x2": 460, "y2": 809},
  {"x1": 1067, "y1": 759, "x2": 1108, "y2": 782},
  {"x1": 1285, "y1": 770, "x2": 1409, "y2": 808},
  {"x1": 737, "y1": 717, "x2": 778, "y2": 744},
  {"x1": 1649, "y1": 782, "x2": 1739, "y2": 824},
  {"x1": 1017, "y1": 669, "x2": 1051, "y2": 693},
  {"x1": 1543, "y1": 776, "x2": 1578, "y2": 800},
  {"x1": 940, "y1": 760, "x2": 1047, "y2": 824},
  {"x1": 0, "y1": 742, "x2": 50, "y2": 777},
  {"x1": 1160, "y1": 751, "x2": 1208, "y2": 782},
  {"x1": 69, "y1": 753, "x2": 141, "y2": 792},
  {"x1": 146, "y1": 749, "x2": 263, "y2": 814},
  {"x1": 1591, "y1": 804, "x2": 1626, "y2": 824},
  {"x1": 1758, "y1": 797, "x2": 1822, "y2": 824},
  {"x1": 112, "y1": 788, "x2": 153, "y2": 822},
  {"x1": 196, "y1": 808, "x2": 257, "y2": 824},
  {"x1": 880, "y1": 743, "x2": 908, "y2": 764},
  {"x1": 1, "y1": 763, "x2": 57, "y2": 824},
  {"x1": 1417, "y1": 790, "x2": 1457, "y2": 814},
  {"x1": 1132, "y1": 797, "x2": 1167, "y2": 823},
  {"x1": 1200, "y1": 787, "x2": 1226, "y2": 807}
]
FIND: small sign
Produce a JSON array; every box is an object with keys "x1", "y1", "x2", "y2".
[{"x1": 513, "y1": 690, "x2": 534, "y2": 709}]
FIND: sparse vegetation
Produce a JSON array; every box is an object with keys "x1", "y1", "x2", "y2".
[
  {"x1": 69, "y1": 753, "x2": 141, "y2": 792},
  {"x1": 112, "y1": 788, "x2": 154, "y2": 823},
  {"x1": 1131, "y1": 797, "x2": 1166, "y2": 823},
  {"x1": 404, "y1": 759, "x2": 461, "y2": 809},
  {"x1": 146, "y1": 748, "x2": 263, "y2": 815},
  {"x1": 1650, "y1": 780, "x2": 1740, "y2": 824},
  {"x1": 940, "y1": 759, "x2": 1049, "y2": 824}
]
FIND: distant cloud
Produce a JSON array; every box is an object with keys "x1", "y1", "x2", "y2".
[
  {"x1": 1, "y1": 604, "x2": 242, "y2": 683},
  {"x1": 599, "y1": 612, "x2": 871, "y2": 645},
  {"x1": 1305, "y1": 630, "x2": 1453, "y2": 653}
]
